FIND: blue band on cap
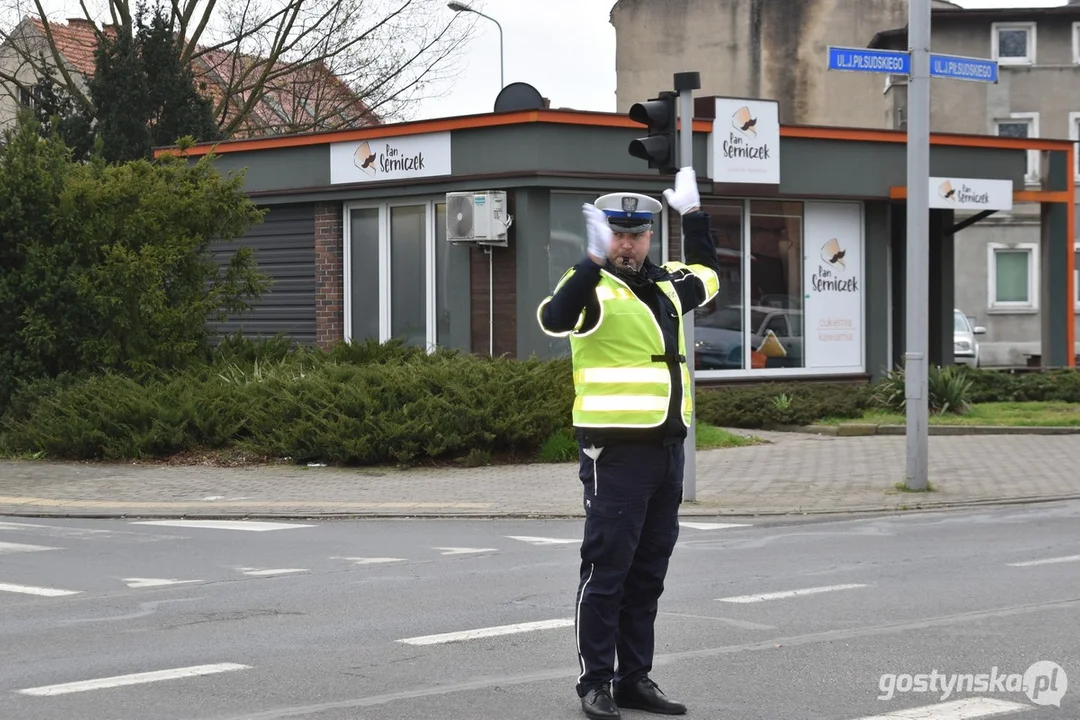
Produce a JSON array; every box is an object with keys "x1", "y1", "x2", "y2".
[{"x1": 602, "y1": 210, "x2": 654, "y2": 220}]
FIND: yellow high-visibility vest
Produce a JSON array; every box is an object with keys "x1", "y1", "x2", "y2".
[{"x1": 538, "y1": 262, "x2": 719, "y2": 429}]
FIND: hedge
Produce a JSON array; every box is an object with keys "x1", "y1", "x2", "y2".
[{"x1": 1, "y1": 338, "x2": 1078, "y2": 466}]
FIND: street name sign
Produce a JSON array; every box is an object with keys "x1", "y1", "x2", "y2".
[
  {"x1": 827, "y1": 46, "x2": 911, "y2": 75},
  {"x1": 929, "y1": 52, "x2": 999, "y2": 83}
]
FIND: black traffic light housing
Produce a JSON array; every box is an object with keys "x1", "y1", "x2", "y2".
[{"x1": 628, "y1": 90, "x2": 677, "y2": 174}]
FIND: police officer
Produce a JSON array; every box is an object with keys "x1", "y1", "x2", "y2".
[{"x1": 537, "y1": 167, "x2": 721, "y2": 719}]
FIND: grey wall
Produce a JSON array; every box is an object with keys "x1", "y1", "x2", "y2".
[
  {"x1": 863, "y1": 201, "x2": 893, "y2": 379},
  {"x1": 778, "y1": 138, "x2": 1029, "y2": 198},
  {"x1": 512, "y1": 188, "x2": 554, "y2": 360},
  {"x1": 207, "y1": 203, "x2": 316, "y2": 344}
]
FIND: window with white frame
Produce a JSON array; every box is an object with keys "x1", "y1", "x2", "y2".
[
  {"x1": 995, "y1": 113, "x2": 1040, "y2": 184},
  {"x1": 1073, "y1": 22, "x2": 1080, "y2": 64},
  {"x1": 988, "y1": 242, "x2": 1039, "y2": 311},
  {"x1": 1075, "y1": 242, "x2": 1080, "y2": 309},
  {"x1": 1071, "y1": 112, "x2": 1080, "y2": 180},
  {"x1": 992, "y1": 22, "x2": 1036, "y2": 65},
  {"x1": 343, "y1": 198, "x2": 473, "y2": 352}
]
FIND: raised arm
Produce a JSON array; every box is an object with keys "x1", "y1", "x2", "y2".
[{"x1": 662, "y1": 167, "x2": 721, "y2": 313}]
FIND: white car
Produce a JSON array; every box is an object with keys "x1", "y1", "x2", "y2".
[{"x1": 954, "y1": 309, "x2": 986, "y2": 368}]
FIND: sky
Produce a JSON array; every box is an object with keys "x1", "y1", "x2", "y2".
[{"x1": 410, "y1": 0, "x2": 1071, "y2": 121}]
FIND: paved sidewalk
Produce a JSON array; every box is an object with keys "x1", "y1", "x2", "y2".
[{"x1": 2, "y1": 429, "x2": 1078, "y2": 519}]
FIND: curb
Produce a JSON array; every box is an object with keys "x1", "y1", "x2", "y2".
[
  {"x1": 3, "y1": 493, "x2": 1079, "y2": 521},
  {"x1": 800, "y1": 424, "x2": 1080, "y2": 436}
]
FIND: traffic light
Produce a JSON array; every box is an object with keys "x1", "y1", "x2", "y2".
[{"x1": 628, "y1": 91, "x2": 677, "y2": 174}]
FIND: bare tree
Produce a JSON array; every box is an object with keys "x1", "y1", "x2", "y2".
[{"x1": 0, "y1": 0, "x2": 482, "y2": 138}]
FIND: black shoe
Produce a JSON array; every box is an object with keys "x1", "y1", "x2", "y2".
[
  {"x1": 613, "y1": 676, "x2": 686, "y2": 715},
  {"x1": 580, "y1": 685, "x2": 621, "y2": 719}
]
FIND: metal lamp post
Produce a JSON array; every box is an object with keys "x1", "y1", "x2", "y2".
[{"x1": 447, "y1": 2, "x2": 504, "y2": 89}]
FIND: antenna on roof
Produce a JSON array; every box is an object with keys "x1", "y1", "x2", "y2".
[{"x1": 493, "y1": 82, "x2": 546, "y2": 113}]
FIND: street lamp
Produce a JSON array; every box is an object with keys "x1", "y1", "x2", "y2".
[{"x1": 447, "y1": 2, "x2": 504, "y2": 89}]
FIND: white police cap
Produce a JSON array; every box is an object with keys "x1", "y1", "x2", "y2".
[{"x1": 594, "y1": 192, "x2": 663, "y2": 234}]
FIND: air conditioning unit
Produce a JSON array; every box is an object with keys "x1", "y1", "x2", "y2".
[{"x1": 446, "y1": 191, "x2": 512, "y2": 246}]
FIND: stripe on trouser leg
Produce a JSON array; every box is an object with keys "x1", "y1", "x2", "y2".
[{"x1": 576, "y1": 564, "x2": 595, "y2": 684}]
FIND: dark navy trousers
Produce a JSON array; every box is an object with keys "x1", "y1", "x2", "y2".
[{"x1": 573, "y1": 439, "x2": 684, "y2": 697}]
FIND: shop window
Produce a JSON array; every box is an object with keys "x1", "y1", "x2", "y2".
[
  {"x1": 991, "y1": 22, "x2": 1035, "y2": 65},
  {"x1": 1074, "y1": 243, "x2": 1080, "y2": 309},
  {"x1": 344, "y1": 199, "x2": 471, "y2": 351},
  {"x1": 1070, "y1": 112, "x2": 1080, "y2": 180},
  {"x1": 994, "y1": 113, "x2": 1039, "y2": 184},
  {"x1": 692, "y1": 201, "x2": 745, "y2": 371},
  {"x1": 748, "y1": 200, "x2": 804, "y2": 369},
  {"x1": 988, "y1": 243, "x2": 1038, "y2": 311}
]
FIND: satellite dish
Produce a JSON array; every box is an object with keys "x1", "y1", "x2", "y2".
[{"x1": 494, "y1": 82, "x2": 546, "y2": 113}]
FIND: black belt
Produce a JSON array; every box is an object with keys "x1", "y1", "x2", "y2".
[{"x1": 651, "y1": 354, "x2": 686, "y2": 363}]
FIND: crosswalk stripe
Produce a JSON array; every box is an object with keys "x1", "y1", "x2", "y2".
[
  {"x1": 506, "y1": 536, "x2": 578, "y2": 545},
  {"x1": 123, "y1": 578, "x2": 202, "y2": 588},
  {"x1": 433, "y1": 547, "x2": 497, "y2": 555},
  {"x1": 332, "y1": 557, "x2": 406, "y2": 565},
  {"x1": 0, "y1": 541, "x2": 58, "y2": 554},
  {"x1": 845, "y1": 697, "x2": 1033, "y2": 719},
  {"x1": 130, "y1": 520, "x2": 314, "y2": 532},
  {"x1": 16, "y1": 663, "x2": 251, "y2": 696},
  {"x1": 241, "y1": 568, "x2": 307, "y2": 576},
  {"x1": 716, "y1": 584, "x2": 867, "y2": 603},
  {"x1": 0, "y1": 582, "x2": 80, "y2": 597},
  {"x1": 398, "y1": 618, "x2": 574, "y2": 646},
  {"x1": 1007, "y1": 554, "x2": 1080, "y2": 567},
  {"x1": 679, "y1": 521, "x2": 751, "y2": 530}
]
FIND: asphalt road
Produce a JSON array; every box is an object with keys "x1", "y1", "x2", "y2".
[{"x1": 0, "y1": 502, "x2": 1078, "y2": 720}]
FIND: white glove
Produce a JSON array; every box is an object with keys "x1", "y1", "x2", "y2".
[
  {"x1": 663, "y1": 166, "x2": 701, "y2": 215},
  {"x1": 582, "y1": 203, "x2": 612, "y2": 265}
]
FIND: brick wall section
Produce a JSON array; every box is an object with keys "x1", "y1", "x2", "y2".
[{"x1": 314, "y1": 202, "x2": 344, "y2": 349}]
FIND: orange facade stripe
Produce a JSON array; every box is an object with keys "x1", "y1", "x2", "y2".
[
  {"x1": 155, "y1": 110, "x2": 714, "y2": 158},
  {"x1": 155, "y1": 109, "x2": 1073, "y2": 158},
  {"x1": 889, "y1": 187, "x2": 1071, "y2": 203}
]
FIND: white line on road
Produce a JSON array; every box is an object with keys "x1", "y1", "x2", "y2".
[
  {"x1": 332, "y1": 557, "x2": 407, "y2": 565},
  {"x1": 123, "y1": 578, "x2": 203, "y2": 588},
  {"x1": 0, "y1": 582, "x2": 80, "y2": 597},
  {"x1": 1007, "y1": 554, "x2": 1080, "y2": 567},
  {"x1": 241, "y1": 568, "x2": 308, "y2": 576},
  {"x1": 0, "y1": 520, "x2": 111, "y2": 535},
  {"x1": 716, "y1": 583, "x2": 868, "y2": 604},
  {"x1": 679, "y1": 521, "x2": 751, "y2": 530},
  {"x1": 433, "y1": 547, "x2": 497, "y2": 555},
  {"x1": 845, "y1": 696, "x2": 1032, "y2": 719},
  {"x1": 505, "y1": 536, "x2": 579, "y2": 545},
  {"x1": 398, "y1": 618, "x2": 574, "y2": 645},
  {"x1": 0, "y1": 541, "x2": 58, "y2": 554},
  {"x1": 131, "y1": 520, "x2": 314, "y2": 532},
  {"x1": 15, "y1": 663, "x2": 251, "y2": 696}
]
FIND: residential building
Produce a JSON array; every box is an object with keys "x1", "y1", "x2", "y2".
[
  {"x1": 610, "y1": 0, "x2": 1080, "y2": 367},
  {"x1": 0, "y1": 16, "x2": 378, "y2": 139}
]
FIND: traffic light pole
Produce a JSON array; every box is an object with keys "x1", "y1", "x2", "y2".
[{"x1": 674, "y1": 71, "x2": 700, "y2": 502}]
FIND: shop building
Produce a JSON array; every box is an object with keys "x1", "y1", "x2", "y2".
[{"x1": 155, "y1": 96, "x2": 1076, "y2": 384}]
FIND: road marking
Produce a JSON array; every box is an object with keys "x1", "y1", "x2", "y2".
[
  {"x1": 716, "y1": 583, "x2": 867, "y2": 603},
  {"x1": 433, "y1": 547, "x2": 497, "y2": 556},
  {"x1": 1007, "y1": 554, "x2": 1080, "y2": 567},
  {"x1": 0, "y1": 582, "x2": 80, "y2": 597},
  {"x1": 0, "y1": 520, "x2": 112, "y2": 536},
  {"x1": 123, "y1": 578, "x2": 203, "y2": 588},
  {"x1": 398, "y1": 618, "x2": 574, "y2": 645},
  {"x1": 679, "y1": 521, "x2": 751, "y2": 530},
  {"x1": 15, "y1": 663, "x2": 251, "y2": 696},
  {"x1": 0, "y1": 541, "x2": 58, "y2": 554},
  {"x1": 131, "y1": 520, "x2": 314, "y2": 532},
  {"x1": 241, "y1": 568, "x2": 307, "y2": 576},
  {"x1": 332, "y1": 557, "x2": 406, "y2": 565},
  {"x1": 506, "y1": 536, "x2": 579, "y2": 545},
  {"x1": 845, "y1": 696, "x2": 1032, "y2": 719}
]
